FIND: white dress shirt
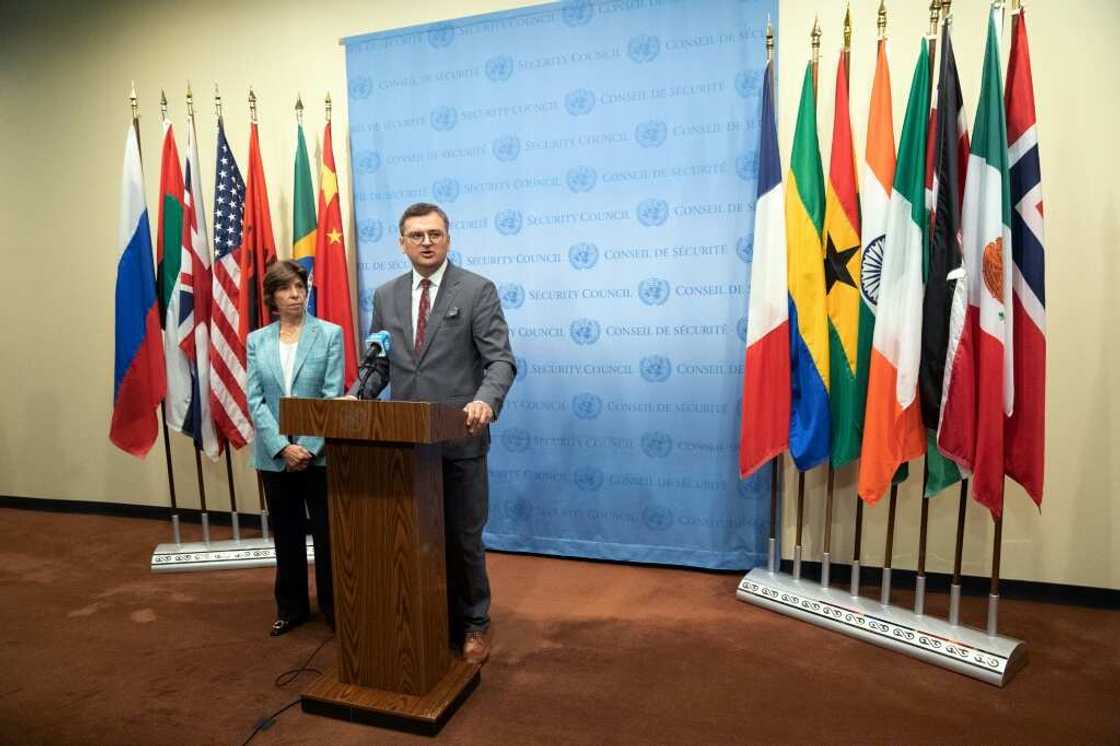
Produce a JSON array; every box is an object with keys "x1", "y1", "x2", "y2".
[{"x1": 411, "y1": 259, "x2": 449, "y2": 346}]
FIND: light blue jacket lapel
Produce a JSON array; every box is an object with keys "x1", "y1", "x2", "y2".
[{"x1": 290, "y1": 317, "x2": 321, "y2": 388}]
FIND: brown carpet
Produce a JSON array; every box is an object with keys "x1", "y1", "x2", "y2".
[{"x1": 0, "y1": 506, "x2": 1117, "y2": 745}]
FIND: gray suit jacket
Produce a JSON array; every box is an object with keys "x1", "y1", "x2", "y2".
[{"x1": 351, "y1": 262, "x2": 516, "y2": 458}]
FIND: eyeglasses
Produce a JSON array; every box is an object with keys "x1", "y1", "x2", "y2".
[{"x1": 403, "y1": 230, "x2": 447, "y2": 245}]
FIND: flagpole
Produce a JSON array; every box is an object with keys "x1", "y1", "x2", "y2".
[
  {"x1": 880, "y1": 484, "x2": 897, "y2": 604},
  {"x1": 949, "y1": 478, "x2": 968, "y2": 624},
  {"x1": 182, "y1": 83, "x2": 214, "y2": 546},
  {"x1": 852, "y1": 0, "x2": 889, "y2": 599},
  {"x1": 150, "y1": 88, "x2": 183, "y2": 547},
  {"x1": 763, "y1": 19, "x2": 780, "y2": 577},
  {"x1": 987, "y1": 513, "x2": 1003, "y2": 635},
  {"x1": 212, "y1": 84, "x2": 242, "y2": 543},
  {"x1": 247, "y1": 86, "x2": 271, "y2": 542},
  {"x1": 820, "y1": 5, "x2": 852, "y2": 593}
]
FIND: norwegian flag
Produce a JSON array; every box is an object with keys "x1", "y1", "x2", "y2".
[
  {"x1": 209, "y1": 119, "x2": 253, "y2": 448},
  {"x1": 1004, "y1": 8, "x2": 1046, "y2": 506}
]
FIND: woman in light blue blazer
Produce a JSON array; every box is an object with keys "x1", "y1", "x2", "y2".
[{"x1": 247, "y1": 260, "x2": 344, "y2": 637}]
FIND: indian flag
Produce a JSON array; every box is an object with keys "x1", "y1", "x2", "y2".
[
  {"x1": 938, "y1": 10, "x2": 1014, "y2": 517},
  {"x1": 858, "y1": 39, "x2": 930, "y2": 503}
]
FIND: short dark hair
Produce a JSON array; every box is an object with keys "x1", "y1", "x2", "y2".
[
  {"x1": 262, "y1": 259, "x2": 308, "y2": 312},
  {"x1": 399, "y1": 202, "x2": 450, "y2": 235}
]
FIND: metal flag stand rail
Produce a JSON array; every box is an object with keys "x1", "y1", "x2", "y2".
[{"x1": 150, "y1": 534, "x2": 314, "y2": 573}]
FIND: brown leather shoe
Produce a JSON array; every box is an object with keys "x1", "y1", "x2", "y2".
[{"x1": 463, "y1": 630, "x2": 491, "y2": 665}]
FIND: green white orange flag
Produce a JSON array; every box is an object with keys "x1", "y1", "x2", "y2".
[
  {"x1": 824, "y1": 50, "x2": 862, "y2": 467},
  {"x1": 292, "y1": 121, "x2": 317, "y2": 313},
  {"x1": 858, "y1": 40, "x2": 930, "y2": 503}
]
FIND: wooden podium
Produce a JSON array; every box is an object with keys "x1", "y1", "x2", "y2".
[{"x1": 279, "y1": 398, "x2": 481, "y2": 735}]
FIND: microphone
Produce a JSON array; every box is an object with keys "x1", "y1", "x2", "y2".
[
  {"x1": 353, "y1": 331, "x2": 391, "y2": 399},
  {"x1": 359, "y1": 330, "x2": 391, "y2": 367}
]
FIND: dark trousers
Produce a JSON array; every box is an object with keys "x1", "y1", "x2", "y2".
[
  {"x1": 260, "y1": 466, "x2": 333, "y2": 622},
  {"x1": 442, "y1": 455, "x2": 491, "y2": 637}
]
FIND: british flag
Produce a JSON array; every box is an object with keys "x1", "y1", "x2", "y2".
[{"x1": 209, "y1": 119, "x2": 253, "y2": 448}]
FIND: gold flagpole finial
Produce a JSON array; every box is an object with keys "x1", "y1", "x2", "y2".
[
  {"x1": 325, "y1": 92, "x2": 333, "y2": 124},
  {"x1": 843, "y1": 3, "x2": 852, "y2": 51},
  {"x1": 811, "y1": 14, "x2": 821, "y2": 57},
  {"x1": 1011, "y1": 0, "x2": 1021, "y2": 12},
  {"x1": 929, "y1": 0, "x2": 941, "y2": 36},
  {"x1": 130, "y1": 81, "x2": 139, "y2": 121},
  {"x1": 249, "y1": 86, "x2": 258, "y2": 124},
  {"x1": 878, "y1": 0, "x2": 887, "y2": 40},
  {"x1": 160, "y1": 89, "x2": 168, "y2": 121},
  {"x1": 295, "y1": 93, "x2": 304, "y2": 125},
  {"x1": 186, "y1": 81, "x2": 194, "y2": 118},
  {"x1": 214, "y1": 83, "x2": 223, "y2": 120}
]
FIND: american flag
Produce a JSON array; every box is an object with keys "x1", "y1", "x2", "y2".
[{"x1": 209, "y1": 118, "x2": 253, "y2": 448}]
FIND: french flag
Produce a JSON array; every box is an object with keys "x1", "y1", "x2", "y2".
[
  {"x1": 739, "y1": 60, "x2": 790, "y2": 479},
  {"x1": 1004, "y1": 8, "x2": 1045, "y2": 507},
  {"x1": 111, "y1": 124, "x2": 166, "y2": 457}
]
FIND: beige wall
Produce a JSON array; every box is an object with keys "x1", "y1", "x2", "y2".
[{"x1": 1, "y1": 1, "x2": 1116, "y2": 589}]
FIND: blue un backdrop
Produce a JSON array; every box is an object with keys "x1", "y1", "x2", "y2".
[{"x1": 343, "y1": 0, "x2": 778, "y2": 569}]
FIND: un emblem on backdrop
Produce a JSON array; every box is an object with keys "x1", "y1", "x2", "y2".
[
  {"x1": 359, "y1": 288, "x2": 375, "y2": 313},
  {"x1": 430, "y1": 106, "x2": 458, "y2": 132},
  {"x1": 349, "y1": 76, "x2": 372, "y2": 100},
  {"x1": 569, "y1": 318, "x2": 601, "y2": 345},
  {"x1": 427, "y1": 24, "x2": 455, "y2": 48},
  {"x1": 737, "y1": 316, "x2": 748, "y2": 343},
  {"x1": 736, "y1": 151, "x2": 758, "y2": 182},
  {"x1": 514, "y1": 355, "x2": 528, "y2": 380},
  {"x1": 561, "y1": 0, "x2": 594, "y2": 26},
  {"x1": 566, "y1": 166, "x2": 597, "y2": 193},
  {"x1": 492, "y1": 134, "x2": 521, "y2": 162},
  {"x1": 356, "y1": 150, "x2": 381, "y2": 174},
  {"x1": 432, "y1": 177, "x2": 460, "y2": 203},
  {"x1": 498, "y1": 283, "x2": 525, "y2": 310},
  {"x1": 640, "y1": 431, "x2": 674, "y2": 458},
  {"x1": 449, "y1": 250, "x2": 463, "y2": 266},
  {"x1": 639, "y1": 355, "x2": 672, "y2": 383},
  {"x1": 736, "y1": 235, "x2": 753, "y2": 263},
  {"x1": 486, "y1": 55, "x2": 514, "y2": 82},
  {"x1": 565, "y1": 88, "x2": 596, "y2": 116},
  {"x1": 358, "y1": 219, "x2": 384, "y2": 244},
  {"x1": 495, "y1": 209, "x2": 523, "y2": 236},
  {"x1": 573, "y1": 466, "x2": 605, "y2": 492},
  {"x1": 642, "y1": 504, "x2": 674, "y2": 532},
  {"x1": 635, "y1": 120, "x2": 667, "y2": 148},
  {"x1": 503, "y1": 497, "x2": 532, "y2": 523},
  {"x1": 627, "y1": 34, "x2": 661, "y2": 63},
  {"x1": 735, "y1": 70, "x2": 763, "y2": 99},
  {"x1": 637, "y1": 198, "x2": 669, "y2": 227},
  {"x1": 568, "y1": 242, "x2": 599, "y2": 270},
  {"x1": 571, "y1": 392, "x2": 603, "y2": 420},
  {"x1": 501, "y1": 427, "x2": 531, "y2": 453},
  {"x1": 638, "y1": 277, "x2": 670, "y2": 306}
]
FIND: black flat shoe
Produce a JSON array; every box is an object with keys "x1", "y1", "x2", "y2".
[{"x1": 270, "y1": 617, "x2": 305, "y2": 637}]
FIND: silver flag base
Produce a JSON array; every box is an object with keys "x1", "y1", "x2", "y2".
[
  {"x1": 737, "y1": 568, "x2": 1027, "y2": 687},
  {"x1": 150, "y1": 534, "x2": 315, "y2": 573}
]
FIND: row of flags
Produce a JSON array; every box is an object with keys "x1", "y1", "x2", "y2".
[
  {"x1": 740, "y1": 7, "x2": 1045, "y2": 520},
  {"x1": 110, "y1": 105, "x2": 359, "y2": 460}
]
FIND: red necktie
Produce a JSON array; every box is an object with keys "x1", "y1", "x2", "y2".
[{"x1": 415, "y1": 278, "x2": 431, "y2": 353}]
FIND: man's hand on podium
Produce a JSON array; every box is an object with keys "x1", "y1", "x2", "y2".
[{"x1": 463, "y1": 400, "x2": 494, "y2": 436}]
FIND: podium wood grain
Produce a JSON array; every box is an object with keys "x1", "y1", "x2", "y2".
[{"x1": 279, "y1": 398, "x2": 477, "y2": 733}]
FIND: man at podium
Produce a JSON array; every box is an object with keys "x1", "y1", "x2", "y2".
[{"x1": 349, "y1": 202, "x2": 516, "y2": 665}]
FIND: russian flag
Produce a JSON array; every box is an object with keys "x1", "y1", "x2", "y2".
[
  {"x1": 739, "y1": 60, "x2": 789, "y2": 479},
  {"x1": 111, "y1": 124, "x2": 166, "y2": 457}
]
